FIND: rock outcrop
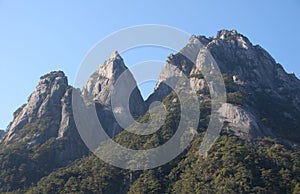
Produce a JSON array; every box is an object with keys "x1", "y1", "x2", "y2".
[
  {"x1": 218, "y1": 103, "x2": 273, "y2": 140},
  {"x1": 83, "y1": 51, "x2": 146, "y2": 113},
  {"x1": 82, "y1": 51, "x2": 147, "y2": 136}
]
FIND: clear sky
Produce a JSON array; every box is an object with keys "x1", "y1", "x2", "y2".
[{"x1": 0, "y1": 0, "x2": 299, "y2": 129}]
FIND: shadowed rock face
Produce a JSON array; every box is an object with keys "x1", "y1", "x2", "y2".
[
  {"x1": 0, "y1": 130, "x2": 4, "y2": 138},
  {"x1": 83, "y1": 51, "x2": 146, "y2": 115},
  {"x1": 205, "y1": 30, "x2": 300, "y2": 142},
  {"x1": 207, "y1": 30, "x2": 300, "y2": 93}
]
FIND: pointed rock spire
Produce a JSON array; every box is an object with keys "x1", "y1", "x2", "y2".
[
  {"x1": 81, "y1": 51, "x2": 147, "y2": 136},
  {"x1": 109, "y1": 50, "x2": 121, "y2": 60}
]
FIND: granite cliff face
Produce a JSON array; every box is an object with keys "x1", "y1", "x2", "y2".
[
  {"x1": 207, "y1": 30, "x2": 300, "y2": 94},
  {"x1": 0, "y1": 53, "x2": 146, "y2": 189},
  {"x1": 2, "y1": 71, "x2": 68, "y2": 144},
  {"x1": 83, "y1": 51, "x2": 129, "y2": 105},
  {"x1": 0, "y1": 71, "x2": 88, "y2": 165},
  {"x1": 148, "y1": 29, "x2": 300, "y2": 142},
  {"x1": 82, "y1": 51, "x2": 147, "y2": 136},
  {"x1": 82, "y1": 51, "x2": 145, "y2": 110},
  {"x1": 1, "y1": 51, "x2": 146, "y2": 144},
  {"x1": 205, "y1": 30, "x2": 300, "y2": 142},
  {"x1": 218, "y1": 103, "x2": 272, "y2": 139}
]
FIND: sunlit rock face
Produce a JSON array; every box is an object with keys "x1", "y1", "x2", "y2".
[
  {"x1": 82, "y1": 51, "x2": 147, "y2": 137},
  {"x1": 2, "y1": 71, "x2": 68, "y2": 143}
]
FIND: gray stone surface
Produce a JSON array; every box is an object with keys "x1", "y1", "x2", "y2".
[
  {"x1": 147, "y1": 29, "x2": 300, "y2": 140},
  {"x1": 82, "y1": 51, "x2": 147, "y2": 136},
  {"x1": 2, "y1": 71, "x2": 68, "y2": 143},
  {"x1": 217, "y1": 103, "x2": 273, "y2": 140},
  {"x1": 0, "y1": 130, "x2": 4, "y2": 138}
]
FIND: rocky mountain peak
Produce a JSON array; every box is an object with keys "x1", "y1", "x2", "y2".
[
  {"x1": 206, "y1": 30, "x2": 300, "y2": 94},
  {"x1": 109, "y1": 50, "x2": 121, "y2": 60},
  {"x1": 147, "y1": 30, "x2": 300, "y2": 142},
  {"x1": 97, "y1": 51, "x2": 127, "y2": 80},
  {"x1": 81, "y1": 51, "x2": 147, "y2": 136},
  {"x1": 2, "y1": 71, "x2": 68, "y2": 143},
  {"x1": 83, "y1": 51, "x2": 126, "y2": 104},
  {"x1": 216, "y1": 29, "x2": 238, "y2": 39},
  {"x1": 213, "y1": 29, "x2": 252, "y2": 50},
  {"x1": 39, "y1": 70, "x2": 66, "y2": 80}
]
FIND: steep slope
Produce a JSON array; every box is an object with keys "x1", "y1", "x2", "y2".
[
  {"x1": 0, "y1": 72, "x2": 89, "y2": 192},
  {"x1": 82, "y1": 51, "x2": 146, "y2": 137},
  {"x1": 0, "y1": 71, "x2": 88, "y2": 156},
  {"x1": 148, "y1": 29, "x2": 300, "y2": 143},
  {"x1": 2, "y1": 71, "x2": 68, "y2": 144},
  {"x1": 206, "y1": 30, "x2": 300, "y2": 143},
  {"x1": 0, "y1": 71, "x2": 87, "y2": 158}
]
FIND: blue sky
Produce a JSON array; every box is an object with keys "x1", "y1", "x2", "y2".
[{"x1": 0, "y1": 0, "x2": 299, "y2": 129}]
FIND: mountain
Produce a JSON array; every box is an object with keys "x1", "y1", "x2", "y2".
[
  {"x1": 149, "y1": 29, "x2": 300, "y2": 142},
  {"x1": 0, "y1": 71, "x2": 89, "y2": 192},
  {"x1": 1, "y1": 29, "x2": 300, "y2": 193},
  {"x1": 0, "y1": 51, "x2": 147, "y2": 192},
  {"x1": 0, "y1": 130, "x2": 4, "y2": 138}
]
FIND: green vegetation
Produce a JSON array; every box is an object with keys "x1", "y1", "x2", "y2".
[
  {"x1": 189, "y1": 73, "x2": 204, "y2": 79},
  {"x1": 26, "y1": 156, "x2": 125, "y2": 194},
  {"x1": 24, "y1": 134, "x2": 300, "y2": 194},
  {"x1": 227, "y1": 92, "x2": 244, "y2": 106},
  {"x1": 0, "y1": 117, "x2": 87, "y2": 193},
  {"x1": 22, "y1": 91, "x2": 300, "y2": 194},
  {"x1": 249, "y1": 90, "x2": 300, "y2": 144}
]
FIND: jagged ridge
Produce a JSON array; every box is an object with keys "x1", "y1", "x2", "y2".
[{"x1": 0, "y1": 29, "x2": 300, "y2": 193}]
